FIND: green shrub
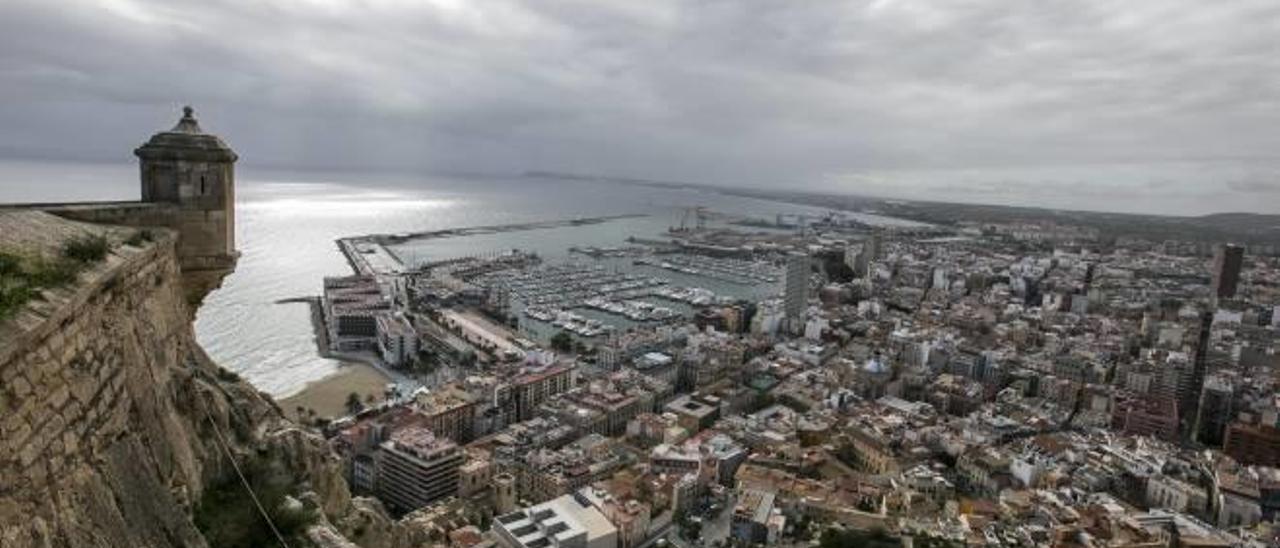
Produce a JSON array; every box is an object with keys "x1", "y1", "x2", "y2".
[
  {"x1": 0, "y1": 250, "x2": 87, "y2": 321},
  {"x1": 25, "y1": 255, "x2": 81, "y2": 287},
  {"x1": 0, "y1": 234, "x2": 116, "y2": 321},
  {"x1": 194, "y1": 456, "x2": 317, "y2": 548},
  {"x1": 818, "y1": 527, "x2": 900, "y2": 548},
  {"x1": 61, "y1": 234, "x2": 111, "y2": 263},
  {"x1": 817, "y1": 527, "x2": 962, "y2": 548},
  {"x1": 0, "y1": 253, "x2": 19, "y2": 276},
  {"x1": 550, "y1": 330, "x2": 574, "y2": 352},
  {"x1": 0, "y1": 284, "x2": 37, "y2": 318},
  {"x1": 124, "y1": 229, "x2": 155, "y2": 247}
]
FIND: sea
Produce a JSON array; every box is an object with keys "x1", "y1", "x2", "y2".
[{"x1": 0, "y1": 160, "x2": 918, "y2": 397}]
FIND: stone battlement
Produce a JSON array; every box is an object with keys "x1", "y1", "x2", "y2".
[
  {"x1": 2, "y1": 107, "x2": 241, "y2": 304},
  {"x1": 0, "y1": 205, "x2": 366, "y2": 547},
  {"x1": 1, "y1": 200, "x2": 236, "y2": 304},
  {"x1": 0, "y1": 210, "x2": 188, "y2": 493}
]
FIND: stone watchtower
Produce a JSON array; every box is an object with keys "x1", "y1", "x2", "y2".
[
  {"x1": 135, "y1": 106, "x2": 239, "y2": 301},
  {"x1": 135, "y1": 106, "x2": 237, "y2": 264}
]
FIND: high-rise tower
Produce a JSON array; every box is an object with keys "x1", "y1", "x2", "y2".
[
  {"x1": 1211, "y1": 244, "x2": 1244, "y2": 301},
  {"x1": 1180, "y1": 310, "x2": 1214, "y2": 441},
  {"x1": 1193, "y1": 375, "x2": 1234, "y2": 446},
  {"x1": 783, "y1": 252, "x2": 809, "y2": 334}
]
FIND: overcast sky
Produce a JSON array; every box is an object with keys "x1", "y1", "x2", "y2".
[{"x1": 2, "y1": 0, "x2": 1279, "y2": 214}]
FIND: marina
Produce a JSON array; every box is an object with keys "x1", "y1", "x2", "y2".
[
  {"x1": 581, "y1": 297, "x2": 679, "y2": 322},
  {"x1": 633, "y1": 254, "x2": 780, "y2": 285},
  {"x1": 452, "y1": 242, "x2": 781, "y2": 342},
  {"x1": 329, "y1": 195, "x2": 899, "y2": 358},
  {"x1": 478, "y1": 263, "x2": 672, "y2": 308}
]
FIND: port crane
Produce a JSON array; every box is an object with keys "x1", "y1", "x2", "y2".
[{"x1": 673, "y1": 206, "x2": 708, "y2": 232}]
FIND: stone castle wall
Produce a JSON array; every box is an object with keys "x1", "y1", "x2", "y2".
[
  {"x1": 0, "y1": 210, "x2": 354, "y2": 547},
  {"x1": 0, "y1": 212, "x2": 230, "y2": 546},
  {"x1": 1, "y1": 201, "x2": 237, "y2": 304},
  {"x1": 1, "y1": 228, "x2": 187, "y2": 493},
  {"x1": 0, "y1": 209, "x2": 408, "y2": 548},
  {"x1": 38, "y1": 200, "x2": 238, "y2": 272}
]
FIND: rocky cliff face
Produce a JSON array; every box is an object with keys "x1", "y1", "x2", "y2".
[{"x1": 0, "y1": 210, "x2": 394, "y2": 547}]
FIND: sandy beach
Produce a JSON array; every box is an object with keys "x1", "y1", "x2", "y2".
[{"x1": 280, "y1": 360, "x2": 392, "y2": 422}]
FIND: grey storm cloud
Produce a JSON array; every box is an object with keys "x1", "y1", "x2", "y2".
[{"x1": 1, "y1": 0, "x2": 1280, "y2": 214}]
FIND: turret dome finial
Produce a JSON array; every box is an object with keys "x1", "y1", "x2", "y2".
[{"x1": 171, "y1": 104, "x2": 202, "y2": 134}]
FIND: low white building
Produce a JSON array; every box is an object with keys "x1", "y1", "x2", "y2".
[
  {"x1": 494, "y1": 494, "x2": 618, "y2": 548},
  {"x1": 1217, "y1": 489, "x2": 1262, "y2": 530},
  {"x1": 803, "y1": 314, "x2": 828, "y2": 342},
  {"x1": 751, "y1": 299, "x2": 786, "y2": 337},
  {"x1": 1146, "y1": 475, "x2": 1208, "y2": 516},
  {"x1": 376, "y1": 313, "x2": 418, "y2": 367}
]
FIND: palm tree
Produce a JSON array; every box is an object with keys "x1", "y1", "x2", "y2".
[
  {"x1": 345, "y1": 392, "x2": 364, "y2": 415},
  {"x1": 550, "y1": 331, "x2": 574, "y2": 352}
]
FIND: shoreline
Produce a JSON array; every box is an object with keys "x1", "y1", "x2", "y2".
[
  {"x1": 280, "y1": 360, "x2": 392, "y2": 422},
  {"x1": 276, "y1": 295, "x2": 394, "y2": 421}
]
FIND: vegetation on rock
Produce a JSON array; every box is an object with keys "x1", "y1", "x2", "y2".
[
  {"x1": 61, "y1": 234, "x2": 111, "y2": 263},
  {"x1": 818, "y1": 527, "x2": 962, "y2": 548},
  {"x1": 124, "y1": 229, "x2": 155, "y2": 247},
  {"x1": 194, "y1": 456, "x2": 317, "y2": 548},
  {"x1": 346, "y1": 391, "x2": 365, "y2": 415},
  {"x1": 0, "y1": 234, "x2": 113, "y2": 321}
]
